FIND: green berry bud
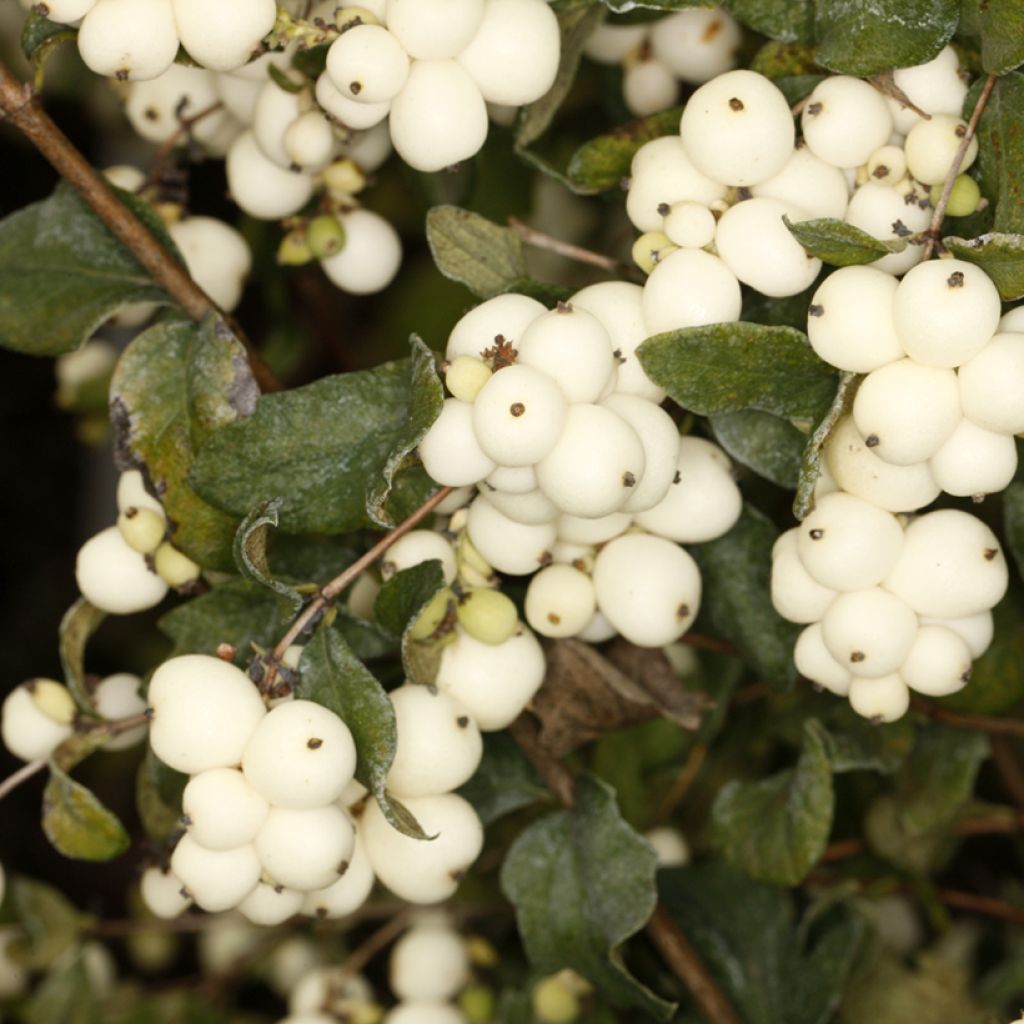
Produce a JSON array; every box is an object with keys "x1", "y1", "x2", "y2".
[
  {"x1": 307, "y1": 215, "x2": 347, "y2": 260},
  {"x1": 154, "y1": 543, "x2": 201, "y2": 589},
  {"x1": 457, "y1": 535, "x2": 493, "y2": 578},
  {"x1": 456, "y1": 588, "x2": 519, "y2": 645},
  {"x1": 409, "y1": 587, "x2": 453, "y2": 640},
  {"x1": 532, "y1": 974, "x2": 580, "y2": 1024},
  {"x1": 277, "y1": 229, "x2": 315, "y2": 266},
  {"x1": 117, "y1": 506, "x2": 166, "y2": 555},
  {"x1": 931, "y1": 174, "x2": 981, "y2": 217},
  {"x1": 322, "y1": 158, "x2": 367, "y2": 198},
  {"x1": 29, "y1": 679, "x2": 76, "y2": 726},
  {"x1": 446, "y1": 355, "x2": 493, "y2": 403},
  {"x1": 632, "y1": 231, "x2": 678, "y2": 275},
  {"x1": 465, "y1": 934, "x2": 500, "y2": 968},
  {"x1": 459, "y1": 983, "x2": 496, "y2": 1023}
]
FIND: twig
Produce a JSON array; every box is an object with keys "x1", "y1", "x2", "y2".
[
  {"x1": 508, "y1": 715, "x2": 575, "y2": 809},
  {"x1": 339, "y1": 907, "x2": 414, "y2": 979},
  {"x1": 261, "y1": 485, "x2": 454, "y2": 691},
  {"x1": 145, "y1": 100, "x2": 225, "y2": 190},
  {"x1": 922, "y1": 72, "x2": 997, "y2": 258},
  {"x1": 0, "y1": 58, "x2": 279, "y2": 393},
  {"x1": 938, "y1": 888, "x2": 1024, "y2": 926},
  {"x1": 682, "y1": 633, "x2": 737, "y2": 656},
  {"x1": 991, "y1": 737, "x2": 1024, "y2": 813},
  {"x1": 0, "y1": 759, "x2": 46, "y2": 802},
  {"x1": 507, "y1": 217, "x2": 638, "y2": 279},
  {"x1": 912, "y1": 698, "x2": 1024, "y2": 738},
  {"x1": 655, "y1": 743, "x2": 708, "y2": 825}
]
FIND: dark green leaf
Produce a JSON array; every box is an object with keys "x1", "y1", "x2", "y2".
[
  {"x1": 10, "y1": 878, "x2": 85, "y2": 969},
  {"x1": 567, "y1": 107, "x2": 682, "y2": 193},
  {"x1": 374, "y1": 560, "x2": 447, "y2": 684},
  {"x1": 894, "y1": 724, "x2": 989, "y2": 835},
  {"x1": 710, "y1": 410, "x2": 806, "y2": 488},
  {"x1": 0, "y1": 182, "x2": 178, "y2": 356},
  {"x1": 136, "y1": 748, "x2": 187, "y2": 842},
  {"x1": 863, "y1": 794, "x2": 956, "y2": 874},
  {"x1": 750, "y1": 40, "x2": 823, "y2": 77},
  {"x1": 814, "y1": 0, "x2": 958, "y2": 76},
  {"x1": 976, "y1": 0, "x2": 1024, "y2": 74},
  {"x1": 970, "y1": 71, "x2": 1024, "y2": 234},
  {"x1": 459, "y1": 733, "x2": 550, "y2": 826},
  {"x1": 822, "y1": 703, "x2": 914, "y2": 774},
  {"x1": 22, "y1": 955, "x2": 99, "y2": 1024},
  {"x1": 233, "y1": 499, "x2": 302, "y2": 611},
  {"x1": 793, "y1": 371, "x2": 859, "y2": 520},
  {"x1": 112, "y1": 317, "x2": 256, "y2": 570},
  {"x1": 785, "y1": 216, "x2": 907, "y2": 266},
  {"x1": 158, "y1": 580, "x2": 297, "y2": 665},
  {"x1": 725, "y1": 0, "x2": 814, "y2": 42},
  {"x1": 712, "y1": 719, "x2": 834, "y2": 885},
  {"x1": 500, "y1": 774, "x2": 675, "y2": 1021},
  {"x1": 43, "y1": 753, "x2": 131, "y2": 862},
  {"x1": 20, "y1": 9, "x2": 76, "y2": 67},
  {"x1": 943, "y1": 233, "x2": 1024, "y2": 300},
  {"x1": 365, "y1": 336, "x2": 444, "y2": 528},
  {"x1": 660, "y1": 862, "x2": 864, "y2": 1024},
  {"x1": 58, "y1": 598, "x2": 105, "y2": 713},
  {"x1": 772, "y1": 74, "x2": 827, "y2": 106},
  {"x1": 299, "y1": 626, "x2": 426, "y2": 838},
  {"x1": 291, "y1": 41, "x2": 330, "y2": 77},
  {"x1": 691, "y1": 505, "x2": 801, "y2": 692},
  {"x1": 1006, "y1": 482, "x2": 1024, "y2": 580},
  {"x1": 190, "y1": 355, "x2": 434, "y2": 535},
  {"x1": 425, "y1": 206, "x2": 528, "y2": 299},
  {"x1": 267, "y1": 533, "x2": 361, "y2": 585},
  {"x1": 638, "y1": 322, "x2": 838, "y2": 420}
]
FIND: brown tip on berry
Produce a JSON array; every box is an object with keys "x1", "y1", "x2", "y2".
[
  {"x1": 807, "y1": 102, "x2": 823, "y2": 116},
  {"x1": 510, "y1": 402, "x2": 525, "y2": 417},
  {"x1": 809, "y1": 304, "x2": 824, "y2": 317},
  {"x1": 677, "y1": 603, "x2": 690, "y2": 619},
  {"x1": 865, "y1": 434, "x2": 880, "y2": 448},
  {"x1": 728, "y1": 97, "x2": 744, "y2": 111},
  {"x1": 623, "y1": 471, "x2": 637, "y2": 488},
  {"x1": 349, "y1": 81, "x2": 362, "y2": 95},
  {"x1": 307, "y1": 737, "x2": 323, "y2": 750},
  {"x1": 948, "y1": 271, "x2": 965, "y2": 288},
  {"x1": 456, "y1": 715, "x2": 470, "y2": 728},
  {"x1": 547, "y1": 612, "x2": 561, "y2": 625},
  {"x1": 809, "y1": 528, "x2": 824, "y2": 540},
  {"x1": 850, "y1": 651, "x2": 865, "y2": 663},
  {"x1": 657, "y1": 202, "x2": 670, "y2": 216},
  {"x1": 556, "y1": 300, "x2": 573, "y2": 314},
  {"x1": 216, "y1": 643, "x2": 237, "y2": 662},
  {"x1": 984, "y1": 547, "x2": 998, "y2": 561}
]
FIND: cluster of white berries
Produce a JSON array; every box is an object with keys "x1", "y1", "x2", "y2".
[
  {"x1": 277, "y1": 964, "x2": 382, "y2": 1024},
  {"x1": 772, "y1": 497, "x2": 1007, "y2": 722},
  {"x1": 625, "y1": 47, "x2": 975, "y2": 332},
  {"x1": 810, "y1": 263, "x2": 1024, "y2": 501},
  {"x1": 584, "y1": 7, "x2": 741, "y2": 118},
  {"x1": 141, "y1": 652, "x2": 485, "y2": 923},
  {"x1": 75, "y1": 470, "x2": 200, "y2": 616},
  {"x1": 416, "y1": 287, "x2": 743, "y2": 649}
]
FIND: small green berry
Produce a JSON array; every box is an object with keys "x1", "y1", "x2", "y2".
[
  {"x1": 632, "y1": 231, "x2": 678, "y2": 275},
  {"x1": 456, "y1": 588, "x2": 519, "y2": 646},
  {"x1": 117, "y1": 506, "x2": 166, "y2": 555},
  {"x1": 277, "y1": 229, "x2": 315, "y2": 266},
  {"x1": 931, "y1": 174, "x2": 981, "y2": 217},
  {"x1": 532, "y1": 974, "x2": 580, "y2": 1024},
  {"x1": 446, "y1": 355, "x2": 493, "y2": 403},
  {"x1": 459, "y1": 983, "x2": 496, "y2": 1023},
  {"x1": 307, "y1": 215, "x2": 347, "y2": 259}
]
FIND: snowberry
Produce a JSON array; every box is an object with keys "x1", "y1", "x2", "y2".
[
  {"x1": 852, "y1": 359, "x2": 961, "y2": 466},
  {"x1": 843, "y1": 182, "x2": 930, "y2": 276},
  {"x1": 436, "y1": 624, "x2": 546, "y2": 730},
  {"x1": 1, "y1": 681, "x2": 74, "y2": 762},
  {"x1": 78, "y1": 0, "x2": 179, "y2": 81},
  {"x1": 623, "y1": 60, "x2": 679, "y2": 117},
  {"x1": 532, "y1": 973, "x2": 583, "y2": 1024},
  {"x1": 889, "y1": 46, "x2": 967, "y2": 134},
  {"x1": 391, "y1": 922, "x2": 469, "y2": 1001},
  {"x1": 387, "y1": 684, "x2": 482, "y2": 797},
  {"x1": 446, "y1": 294, "x2": 545, "y2": 361},
  {"x1": 242, "y1": 700, "x2": 357, "y2": 809},
  {"x1": 904, "y1": 114, "x2": 978, "y2": 186},
  {"x1": 320, "y1": 208, "x2": 402, "y2": 295},
  {"x1": 680, "y1": 70, "x2": 794, "y2": 186},
  {"x1": 289, "y1": 966, "x2": 374, "y2": 1016},
  {"x1": 237, "y1": 882, "x2": 304, "y2": 927},
  {"x1": 361, "y1": 791, "x2": 484, "y2": 903},
  {"x1": 999, "y1": 306, "x2": 1024, "y2": 333},
  {"x1": 117, "y1": 469, "x2": 164, "y2": 517},
  {"x1": 389, "y1": 60, "x2": 488, "y2": 172},
  {"x1": 456, "y1": 586, "x2": 520, "y2": 643},
  {"x1": 171, "y1": 0, "x2": 275, "y2": 71},
  {"x1": 920, "y1": 611, "x2": 994, "y2": 660},
  {"x1": 796, "y1": 492, "x2": 904, "y2": 592},
  {"x1": 644, "y1": 826, "x2": 690, "y2": 867},
  {"x1": 382, "y1": 530, "x2": 457, "y2": 585},
  {"x1": 485, "y1": 464, "x2": 537, "y2": 494},
  {"x1": 37, "y1": 0, "x2": 96, "y2": 21},
  {"x1": 93, "y1": 673, "x2": 147, "y2": 750},
  {"x1": 807, "y1": 266, "x2": 904, "y2": 373},
  {"x1": 848, "y1": 674, "x2": 910, "y2": 723},
  {"x1": 76, "y1": 525, "x2": 169, "y2": 614},
  {"x1": 932, "y1": 174, "x2": 982, "y2": 217},
  {"x1": 593, "y1": 533, "x2": 701, "y2": 647},
  {"x1": 479, "y1": 486, "x2": 558, "y2": 526},
  {"x1": 148, "y1": 654, "x2": 266, "y2": 775},
  {"x1": 865, "y1": 145, "x2": 908, "y2": 187},
  {"x1": 301, "y1": 831, "x2": 375, "y2": 918},
  {"x1": 525, "y1": 563, "x2": 597, "y2": 639},
  {"x1": 600, "y1": 394, "x2": 680, "y2": 513},
  {"x1": 583, "y1": 22, "x2": 647, "y2": 64},
  {"x1": 383, "y1": 1004, "x2": 469, "y2": 1024},
  {"x1": 140, "y1": 865, "x2": 192, "y2": 919},
  {"x1": 893, "y1": 259, "x2": 1000, "y2": 368},
  {"x1": 252, "y1": 79, "x2": 306, "y2": 168},
  {"x1": 660, "y1": 201, "x2": 714, "y2": 249},
  {"x1": 929, "y1": 419, "x2": 1017, "y2": 497},
  {"x1": 634, "y1": 436, "x2": 741, "y2": 543},
  {"x1": 182, "y1": 768, "x2": 269, "y2": 850},
  {"x1": 958, "y1": 332, "x2": 1024, "y2": 435},
  {"x1": 577, "y1": 609, "x2": 617, "y2": 643},
  {"x1": 641, "y1": 248, "x2": 741, "y2": 336},
  {"x1": 227, "y1": 131, "x2": 314, "y2": 220},
  {"x1": 556, "y1": 511, "x2": 632, "y2": 545},
  {"x1": 900, "y1": 625, "x2": 973, "y2": 698},
  {"x1": 445, "y1": 355, "x2": 492, "y2": 404},
  {"x1": 420, "y1": 399, "x2": 497, "y2": 487},
  {"x1": 316, "y1": 72, "x2": 391, "y2": 129},
  {"x1": 472, "y1": 364, "x2": 568, "y2": 465},
  {"x1": 770, "y1": 529, "x2": 838, "y2": 624},
  {"x1": 256, "y1": 805, "x2": 355, "y2": 891},
  {"x1": 466, "y1": 494, "x2": 555, "y2": 574},
  {"x1": 632, "y1": 231, "x2": 679, "y2": 274},
  {"x1": 794, "y1": 622, "x2": 851, "y2": 696},
  {"x1": 168, "y1": 217, "x2": 252, "y2": 313},
  {"x1": 170, "y1": 834, "x2": 261, "y2": 912},
  {"x1": 117, "y1": 506, "x2": 166, "y2": 555},
  {"x1": 625, "y1": 137, "x2": 727, "y2": 233},
  {"x1": 536, "y1": 404, "x2": 646, "y2": 518},
  {"x1": 824, "y1": 415, "x2": 939, "y2": 513},
  {"x1": 650, "y1": 7, "x2": 740, "y2": 83},
  {"x1": 386, "y1": 0, "x2": 484, "y2": 58},
  {"x1": 125, "y1": 64, "x2": 231, "y2": 148},
  {"x1": 801, "y1": 76, "x2": 893, "y2": 169},
  {"x1": 821, "y1": 588, "x2": 918, "y2": 678},
  {"x1": 751, "y1": 144, "x2": 850, "y2": 220},
  {"x1": 153, "y1": 542, "x2": 200, "y2": 589},
  {"x1": 327, "y1": 24, "x2": 410, "y2": 104},
  {"x1": 884, "y1": 509, "x2": 1008, "y2": 619},
  {"x1": 715, "y1": 197, "x2": 821, "y2": 298},
  {"x1": 457, "y1": 0, "x2": 560, "y2": 106},
  {"x1": 285, "y1": 111, "x2": 337, "y2": 171}
]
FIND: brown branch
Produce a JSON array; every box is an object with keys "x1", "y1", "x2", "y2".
[
  {"x1": 912, "y1": 698, "x2": 1024, "y2": 738},
  {"x1": 507, "y1": 217, "x2": 639, "y2": 279},
  {"x1": 508, "y1": 714, "x2": 576, "y2": 809},
  {"x1": 655, "y1": 743, "x2": 708, "y2": 825},
  {"x1": 682, "y1": 633, "x2": 738, "y2": 657},
  {"x1": 339, "y1": 907, "x2": 414, "y2": 979},
  {"x1": 261, "y1": 485, "x2": 454, "y2": 691},
  {"x1": 938, "y1": 888, "x2": 1024, "y2": 926},
  {"x1": 923, "y1": 72, "x2": 997, "y2": 258},
  {"x1": 0, "y1": 59, "x2": 279, "y2": 393},
  {"x1": 991, "y1": 737, "x2": 1024, "y2": 813},
  {"x1": 145, "y1": 100, "x2": 225, "y2": 191}
]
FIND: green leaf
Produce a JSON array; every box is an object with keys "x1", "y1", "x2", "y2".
[
  {"x1": 567, "y1": 107, "x2": 682, "y2": 194},
  {"x1": 785, "y1": 216, "x2": 908, "y2": 266},
  {"x1": 0, "y1": 182, "x2": 177, "y2": 356},
  {"x1": 1006, "y1": 482, "x2": 1024, "y2": 580},
  {"x1": 291, "y1": 42, "x2": 330, "y2": 77},
  {"x1": 943, "y1": 233, "x2": 1024, "y2": 300},
  {"x1": 691, "y1": 505, "x2": 801, "y2": 692},
  {"x1": 158, "y1": 579, "x2": 297, "y2": 666},
  {"x1": 299, "y1": 626, "x2": 426, "y2": 838},
  {"x1": 459, "y1": 733, "x2": 550, "y2": 826},
  {"x1": 712, "y1": 719, "x2": 834, "y2": 885},
  {"x1": 10, "y1": 878, "x2": 85, "y2": 970},
  {"x1": 710, "y1": 410, "x2": 806, "y2": 489},
  {"x1": 822, "y1": 703, "x2": 914, "y2": 775},
  {"x1": 22, "y1": 954, "x2": 99, "y2": 1024},
  {"x1": 725, "y1": 0, "x2": 814, "y2": 42},
  {"x1": 863, "y1": 794, "x2": 956, "y2": 875},
  {"x1": 20, "y1": 9, "x2": 77, "y2": 72},
  {"x1": 976, "y1": 0, "x2": 1024, "y2": 74},
  {"x1": 971, "y1": 71, "x2": 1024, "y2": 235},
  {"x1": 893, "y1": 724, "x2": 989, "y2": 836},
  {"x1": 637, "y1": 323, "x2": 838, "y2": 421},
  {"x1": 190, "y1": 355, "x2": 435, "y2": 535},
  {"x1": 425, "y1": 205, "x2": 529, "y2": 299},
  {"x1": 793, "y1": 371, "x2": 859, "y2": 521},
  {"x1": 660, "y1": 862, "x2": 864, "y2": 1024},
  {"x1": 136, "y1": 748, "x2": 187, "y2": 842},
  {"x1": 374, "y1": 560, "x2": 447, "y2": 684},
  {"x1": 112, "y1": 317, "x2": 256, "y2": 570},
  {"x1": 814, "y1": 0, "x2": 958, "y2": 76},
  {"x1": 750, "y1": 40, "x2": 823, "y2": 77},
  {"x1": 232, "y1": 499, "x2": 303, "y2": 611},
  {"x1": 58, "y1": 598, "x2": 105, "y2": 713},
  {"x1": 500, "y1": 774, "x2": 675, "y2": 1021},
  {"x1": 365, "y1": 336, "x2": 444, "y2": 528}
]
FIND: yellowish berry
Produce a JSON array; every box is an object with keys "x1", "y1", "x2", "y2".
[
  {"x1": 29, "y1": 679, "x2": 76, "y2": 726},
  {"x1": 445, "y1": 355, "x2": 493, "y2": 403},
  {"x1": 408, "y1": 587, "x2": 453, "y2": 640},
  {"x1": 277, "y1": 229, "x2": 315, "y2": 266},
  {"x1": 632, "y1": 231, "x2": 678, "y2": 275},
  {"x1": 459, "y1": 983, "x2": 496, "y2": 1023},
  {"x1": 456, "y1": 588, "x2": 519, "y2": 645},
  {"x1": 931, "y1": 174, "x2": 981, "y2": 217},
  {"x1": 154, "y1": 543, "x2": 201, "y2": 589},
  {"x1": 322, "y1": 158, "x2": 367, "y2": 198},
  {"x1": 117, "y1": 506, "x2": 166, "y2": 555},
  {"x1": 532, "y1": 974, "x2": 580, "y2": 1024},
  {"x1": 307, "y1": 215, "x2": 347, "y2": 259}
]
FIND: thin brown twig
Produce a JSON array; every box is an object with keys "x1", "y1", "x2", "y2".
[
  {"x1": 938, "y1": 888, "x2": 1024, "y2": 926},
  {"x1": 682, "y1": 633, "x2": 738, "y2": 656},
  {"x1": 991, "y1": 736, "x2": 1024, "y2": 814},
  {"x1": 0, "y1": 58, "x2": 279, "y2": 393},
  {"x1": 507, "y1": 217, "x2": 639, "y2": 279},
  {"x1": 261, "y1": 486, "x2": 454, "y2": 691},
  {"x1": 923, "y1": 72, "x2": 997, "y2": 258},
  {"x1": 655, "y1": 743, "x2": 708, "y2": 825},
  {"x1": 912, "y1": 698, "x2": 1024, "y2": 738},
  {"x1": 145, "y1": 100, "x2": 225, "y2": 190},
  {"x1": 339, "y1": 907, "x2": 414, "y2": 979}
]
